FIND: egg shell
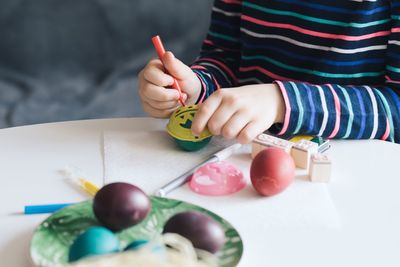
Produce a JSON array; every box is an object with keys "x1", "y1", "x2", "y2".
[
  {"x1": 93, "y1": 182, "x2": 151, "y2": 231},
  {"x1": 68, "y1": 226, "x2": 120, "y2": 262},
  {"x1": 162, "y1": 211, "x2": 225, "y2": 254},
  {"x1": 250, "y1": 147, "x2": 295, "y2": 196}
]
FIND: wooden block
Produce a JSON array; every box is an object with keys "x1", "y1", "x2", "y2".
[
  {"x1": 251, "y1": 142, "x2": 262, "y2": 158},
  {"x1": 290, "y1": 139, "x2": 319, "y2": 169},
  {"x1": 251, "y1": 133, "x2": 293, "y2": 158},
  {"x1": 309, "y1": 153, "x2": 331, "y2": 182}
]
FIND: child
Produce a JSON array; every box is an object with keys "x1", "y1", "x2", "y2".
[{"x1": 138, "y1": 0, "x2": 400, "y2": 144}]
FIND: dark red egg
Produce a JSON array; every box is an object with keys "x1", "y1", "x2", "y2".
[
  {"x1": 250, "y1": 147, "x2": 295, "y2": 196},
  {"x1": 163, "y1": 211, "x2": 225, "y2": 254},
  {"x1": 93, "y1": 182, "x2": 151, "y2": 231}
]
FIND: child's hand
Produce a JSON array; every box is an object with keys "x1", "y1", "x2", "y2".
[
  {"x1": 138, "y1": 52, "x2": 201, "y2": 118},
  {"x1": 191, "y1": 84, "x2": 285, "y2": 144}
]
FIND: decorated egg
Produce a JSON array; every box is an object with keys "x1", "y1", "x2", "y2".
[
  {"x1": 68, "y1": 226, "x2": 120, "y2": 262},
  {"x1": 163, "y1": 211, "x2": 225, "y2": 254},
  {"x1": 250, "y1": 147, "x2": 295, "y2": 196},
  {"x1": 166, "y1": 105, "x2": 212, "y2": 151},
  {"x1": 93, "y1": 183, "x2": 151, "y2": 231}
]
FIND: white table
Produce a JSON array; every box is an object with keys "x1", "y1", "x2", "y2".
[{"x1": 1, "y1": 118, "x2": 399, "y2": 267}]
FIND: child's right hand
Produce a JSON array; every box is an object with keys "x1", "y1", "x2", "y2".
[{"x1": 138, "y1": 52, "x2": 201, "y2": 118}]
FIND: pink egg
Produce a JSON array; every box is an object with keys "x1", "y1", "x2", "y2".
[
  {"x1": 250, "y1": 147, "x2": 295, "y2": 196},
  {"x1": 189, "y1": 161, "x2": 246, "y2": 196}
]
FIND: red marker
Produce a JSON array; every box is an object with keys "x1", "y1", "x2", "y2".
[{"x1": 152, "y1": 35, "x2": 185, "y2": 106}]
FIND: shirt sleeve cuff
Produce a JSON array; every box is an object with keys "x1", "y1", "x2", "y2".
[
  {"x1": 272, "y1": 80, "x2": 307, "y2": 138},
  {"x1": 273, "y1": 81, "x2": 294, "y2": 136},
  {"x1": 191, "y1": 69, "x2": 207, "y2": 104}
]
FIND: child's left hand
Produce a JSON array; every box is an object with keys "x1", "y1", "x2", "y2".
[{"x1": 191, "y1": 84, "x2": 285, "y2": 144}]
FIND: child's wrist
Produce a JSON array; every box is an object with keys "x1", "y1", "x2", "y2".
[{"x1": 271, "y1": 83, "x2": 285, "y2": 124}]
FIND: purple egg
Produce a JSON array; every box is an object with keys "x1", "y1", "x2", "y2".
[
  {"x1": 93, "y1": 182, "x2": 151, "y2": 231},
  {"x1": 163, "y1": 211, "x2": 225, "y2": 254}
]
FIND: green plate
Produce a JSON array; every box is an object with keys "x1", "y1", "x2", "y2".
[{"x1": 30, "y1": 197, "x2": 243, "y2": 267}]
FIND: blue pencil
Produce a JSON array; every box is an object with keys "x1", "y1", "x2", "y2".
[{"x1": 24, "y1": 203, "x2": 74, "y2": 215}]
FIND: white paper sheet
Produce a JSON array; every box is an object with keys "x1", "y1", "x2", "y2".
[{"x1": 104, "y1": 131, "x2": 341, "y2": 228}]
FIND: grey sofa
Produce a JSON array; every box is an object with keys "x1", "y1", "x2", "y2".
[{"x1": 0, "y1": 0, "x2": 212, "y2": 128}]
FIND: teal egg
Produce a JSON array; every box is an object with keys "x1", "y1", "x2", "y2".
[
  {"x1": 124, "y1": 239, "x2": 149, "y2": 251},
  {"x1": 124, "y1": 239, "x2": 164, "y2": 253},
  {"x1": 68, "y1": 226, "x2": 120, "y2": 262}
]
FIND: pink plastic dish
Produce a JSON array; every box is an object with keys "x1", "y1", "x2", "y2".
[{"x1": 189, "y1": 161, "x2": 246, "y2": 196}]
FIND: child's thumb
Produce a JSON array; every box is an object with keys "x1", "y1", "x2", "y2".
[{"x1": 162, "y1": 52, "x2": 193, "y2": 81}]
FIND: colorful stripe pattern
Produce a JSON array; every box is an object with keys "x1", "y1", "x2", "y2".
[{"x1": 191, "y1": 0, "x2": 400, "y2": 143}]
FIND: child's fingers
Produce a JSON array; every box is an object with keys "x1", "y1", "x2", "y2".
[
  {"x1": 221, "y1": 112, "x2": 250, "y2": 140},
  {"x1": 144, "y1": 94, "x2": 187, "y2": 112},
  {"x1": 191, "y1": 92, "x2": 223, "y2": 136},
  {"x1": 237, "y1": 120, "x2": 265, "y2": 144},
  {"x1": 146, "y1": 98, "x2": 182, "y2": 110},
  {"x1": 142, "y1": 101, "x2": 177, "y2": 118},
  {"x1": 206, "y1": 103, "x2": 236, "y2": 136},
  {"x1": 141, "y1": 83, "x2": 181, "y2": 102},
  {"x1": 143, "y1": 60, "x2": 174, "y2": 87},
  {"x1": 162, "y1": 52, "x2": 194, "y2": 81}
]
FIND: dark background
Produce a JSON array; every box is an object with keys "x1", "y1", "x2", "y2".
[{"x1": 0, "y1": 0, "x2": 213, "y2": 128}]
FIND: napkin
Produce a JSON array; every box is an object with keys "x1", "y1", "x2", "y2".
[{"x1": 103, "y1": 131, "x2": 340, "y2": 228}]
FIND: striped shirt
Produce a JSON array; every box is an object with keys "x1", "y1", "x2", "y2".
[{"x1": 191, "y1": 0, "x2": 400, "y2": 143}]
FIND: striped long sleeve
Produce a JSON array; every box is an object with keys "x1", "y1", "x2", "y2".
[
  {"x1": 191, "y1": 0, "x2": 400, "y2": 143},
  {"x1": 191, "y1": 0, "x2": 242, "y2": 103}
]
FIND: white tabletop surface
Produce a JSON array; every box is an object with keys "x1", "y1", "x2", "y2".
[{"x1": 1, "y1": 118, "x2": 399, "y2": 267}]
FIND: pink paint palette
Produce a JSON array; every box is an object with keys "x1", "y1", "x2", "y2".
[{"x1": 189, "y1": 161, "x2": 246, "y2": 196}]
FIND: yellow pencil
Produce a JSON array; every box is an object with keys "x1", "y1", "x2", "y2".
[{"x1": 77, "y1": 178, "x2": 100, "y2": 196}]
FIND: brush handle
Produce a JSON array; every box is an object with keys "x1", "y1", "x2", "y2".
[
  {"x1": 214, "y1": 144, "x2": 242, "y2": 161},
  {"x1": 154, "y1": 156, "x2": 218, "y2": 197},
  {"x1": 154, "y1": 144, "x2": 242, "y2": 197}
]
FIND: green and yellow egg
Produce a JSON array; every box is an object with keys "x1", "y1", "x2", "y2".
[{"x1": 167, "y1": 105, "x2": 212, "y2": 151}]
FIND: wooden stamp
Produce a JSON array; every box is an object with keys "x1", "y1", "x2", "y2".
[
  {"x1": 309, "y1": 153, "x2": 331, "y2": 182},
  {"x1": 251, "y1": 133, "x2": 293, "y2": 158},
  {"x1": 251, "y1": 142, "x2": 263, "y2": 159},
  {"x1": 290, "y1": 139, "x2": 319, "y2": 169}
]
